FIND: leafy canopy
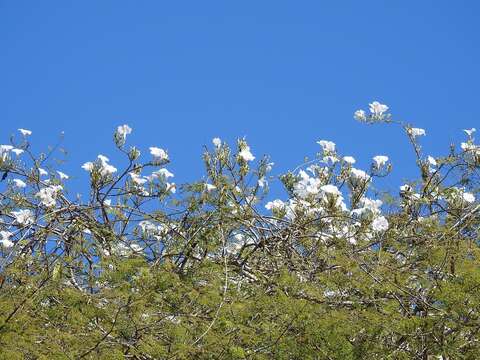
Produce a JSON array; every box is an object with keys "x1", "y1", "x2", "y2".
[{"x1": 0, "y1": 103, "x2": 479, "y2": 359}]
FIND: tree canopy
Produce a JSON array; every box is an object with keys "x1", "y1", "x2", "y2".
[{"x1": 0, "y1": 103, "x2": 479, "y2": 359}]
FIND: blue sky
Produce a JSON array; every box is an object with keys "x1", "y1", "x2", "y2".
[{"x1": 1, "y1": 1, "x2": 479, "y2": 196}]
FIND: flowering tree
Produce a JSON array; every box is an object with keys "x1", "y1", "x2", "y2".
[{"x1": 0, "y1": 103, "x2": 479, "y2": 359}]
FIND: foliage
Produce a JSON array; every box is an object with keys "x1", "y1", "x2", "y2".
[{"x1": 0, "y1": 106, "x2": 479, "y2": 359}]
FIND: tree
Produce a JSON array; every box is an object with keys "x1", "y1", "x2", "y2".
[{"x1": 0, "y1": 103, "x2": 479, "y2": 359}]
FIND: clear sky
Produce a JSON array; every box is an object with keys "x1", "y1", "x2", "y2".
[{"x1": 1, "y1": 1, "x2": 479, "y2": 196}]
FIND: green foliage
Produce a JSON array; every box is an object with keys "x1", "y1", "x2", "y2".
[{"x1": 0, "y1": 114, "x2": 479, "y2": 358}]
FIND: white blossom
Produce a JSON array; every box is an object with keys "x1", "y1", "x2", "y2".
[
  {"x1": 354, "y1": 109, "x2": 366, "y2": 121},
  {"x1": 320, "y1": 184, "x2": 341, "y2": 196},
  {"x1": 97, "y1": 155, "x2": 117, "y2": 176},
  {"x1": 0, "y1": 145, "x2": 13, "y2": 152},
  {"x1": 427, "y1": 156, "x2": 437, "y2": 167},
  {"x1": 463, "y1": 192, "x2": 475, "y2": 204},
  {"x1": 130, "y1": 173, "x2": 148, "y2": 185},
  {"x1": 343, "y1": 156, "x2": 356, "y2": 164},
  {"x1": 294, "y1": 170, "x2": 321, "y2": 198},
  {"x1": 101, "y1": 163, "x2": 117, "y2": 176},
  {"x1": 82, "y1": 162, "x2": 94, "y2": 172},
  {"x1": 139, "y1": 220, "x2": 156, "y2": 232},
  {"x1": 373, "y1": 155, "x2": 389, "y2": 169},
  {"x1": 38, "y1": 168, "x2": 48, "y2": 176},
  {"x1": 351, "y1": 197, "x2": 383, "y2": 218},
  {"x1": 238, "y1": 146, "x2": 255, "y2": 162},
  {"x1": 57, "y1": 171, "x2": 69, "y2": 180},
  {"x1": 11, "y1": 209, "x2": 34, "y2": 225},
  {"x1": 150, "y1": 147, "x2": 169, "y2": 163},
  {"x1": 11, "y1": 148, "x2": 24, "y2": 156},
  {"x1": 167, "y1": 182, "x2": 176, "y2": 194},
  {"x1": 460, "y1": 142, "x2": 480, "y2": 165},
  {"x1": 258, "y1": 177, "x2": 266, "y2": 188},
  {"x1": 204, "y1": 183, "x2": 217, "y2": 192},
  {"x1": 322, "y1": 155, "x2": 339, "y2": 164},
  {"x1": 212, "y1": 137, "x2": 222, "y2": 148},
  {"x1": 12, "y1": 179, "x2": 27, "y2": 188},
  {"x1": 0, "y1": 145, "x2": 13, "y2": 160},
  {"x1": 116, "y1": 124, "x2": 132, "y2": 140},
  {"x1": 150, "y1": 168, "x2": 174, "y2": 180},
  {"x1": 369, "y1": 101, "x2": 389, "y2": 116},
  {"x1": 265, "y1": 199, "x2": 285, "y2": 211},
  {"x1": 18, "y1": 128, "x2": 32, "y2": 136},
  {"x1": 0, "y1": 231, "x2": 14, "y2": 248},
  {"x1": 372, "y1": 216, "x2": 389, "y2": 232},
  {"x1": 464, "y1": 128, "x2": 476, "y2": 137},
  {"x1": 409, "y1": 127, "x2": 426, "y2": 137},
  {"x1": 35, "y1": 185, "x2": 63, "y2": 207},
  {"x1": 317, "y1": 140, "x2": 336, "y2": 153},
  {"x1": 350, "y1": 168, "x2": 371, "y2": 184},
  {"x1": 98, "y1": 154, "x2": 109, "y2": 163}
]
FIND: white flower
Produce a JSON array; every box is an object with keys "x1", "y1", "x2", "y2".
[
  {"x1": 354, "y1": 109, "x2": 367, "y2": 121},
  {"x1": 212, "y1": 137, "x2": 222, "y2": 148},
  {"x1": 463, "y1": 192, "x2": 475, "y2": 204},
  {"x1": 320, "y1": 184, "x2": 341, "y2": 196},
  {"x1": 373, "y1": 155, "x2": 389, "y2": 169},
  {"x1": 150, "y1": 168, "x2": 174, "y2": 180},
  {"x1": 128, "y1": 243, "x2": 142, "y2": 253},
  {"x1": 11, "y1": 209, "x2": 34, "y2": 225},
  {"x1": 409, "y1": 127, "x2": 426, "y2": 137},
  {"x1": 351, "y1": 197, "x2": 383, "y2": 218},
  {"x1": 96, "y1": 155, "x2": 117, "y2": 176},
  {"x1": 166, "y1": 182, "x2": 176, "y2": 194},
  {"x1": 343, "y1": 156, "x2": 356, "y2": 164},
  {"x1": 82, "y1": 162, "x2": 94, "y2": 172},
  {"x1": 150, "y1": 147, "x2": 169, "y2": 163},
  {"x1": 38, "y1": 168, "x2": 48, "y2": 176},
  {"x1": 464, "y1": 128, "x2": 476, "y2": 137},
  {"x1": 98, "y1": 154, "x2": 109, "y2": 163},
  {"x1": 57, "y1": 171, "x2": 69, "y2": 180},
  {"x1": 369, "y1": 101, "x2": 389, "y2": 116},
  {"x1": 130, "y1": 173, "x2": 148, "y2": 185},
  {"x1": 317, "y1": 140, "x2": 336, "y2": 153},
  {"x1": 372, "y1": 216, "x2": 389, "y2": 232},
  {"x1": 18, "y1": 128, "x2": 32, "y2": 136},
  {"x1": 400, "y1": 184, "x2": 412, "y2": 193},
  {"x1": 350, "y1": 168, "x2": 371, "y2": 184},
  {"x1": 461, "y1": 142, "x2": 480, "y2": 155},
  {"x1": 427, "y1": 156, "x2": 437, "y2": 167},
  {"x1": 138, "y1": 221, "x2": 165, "y2": 240},
  {"x1": 265, "y1": 199, "x2": 285, "y2": 211},
  {"x1": 238, "y1": 146, "x2": 255, "y2": 162},
  {"x1": 204, "y1": 183, "x2": 217, "y2": 192},
  {"x1": 101, "y1": 163, "x2": 117, "y2": 176},
  {"x1": 0, "y1": 145, "x2": 13, "y2": 152},
  {"x1": 258, "y1": 177, "x2": 266, "y2": 188},
  {"x1": 0, "y1": 231, "x2": 14, "y2": 248},
  {"x1": 322, "y1": 155, "x2": 339, "y2": 164},
  {"x1": 0, "y1": 145, "x2": 13, "y2": 160},
  {"x1": 294, "y1": 170, "x2": 321, "y2": 198},
  {"x1": 116, "y1": 124, "x2": 132, "y2": 140},
  {"x1": 35, "y1": 185, "x2": 63, "y2": 207},
  {"x1": 12, "y1": 179, "x2": 27, "y2": 188},
  {"x1": 11, "y1": 148, "x2": 24, "y2": 156}
]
